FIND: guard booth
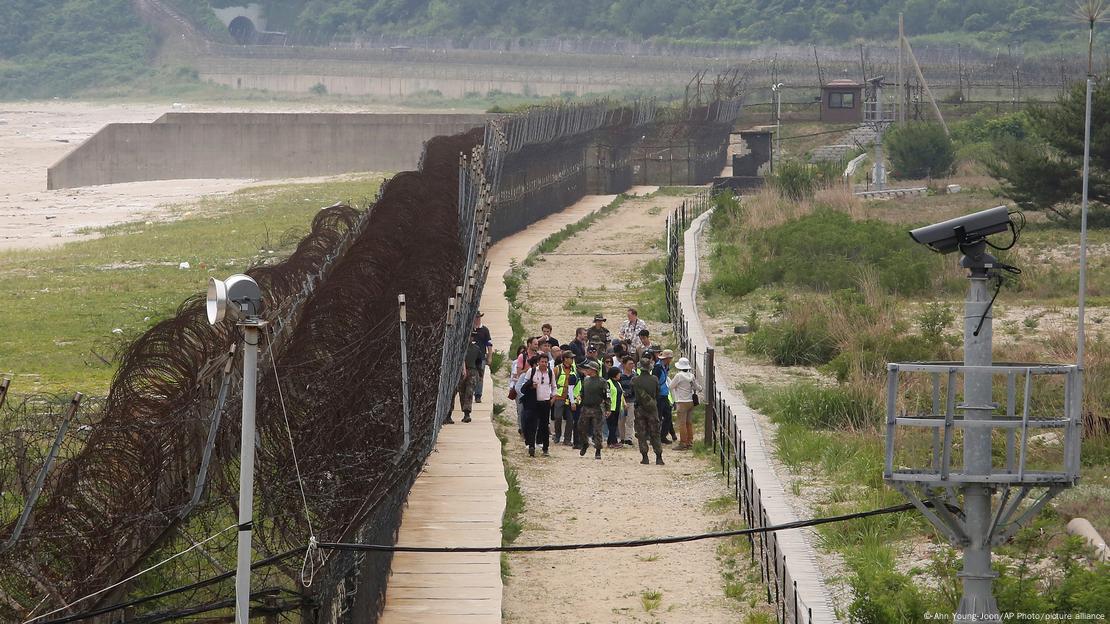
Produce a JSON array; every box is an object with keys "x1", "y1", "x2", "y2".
[{"x1": 820, "y1": 79, "x2": 864, "y2": 123}]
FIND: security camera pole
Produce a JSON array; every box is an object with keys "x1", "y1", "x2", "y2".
[
  {"x1": 958, "y1": 239, "x2": 998, "y2": 618},
  {"x1": 894, "y1": 206, "x2": 1082, "y2": 621}
]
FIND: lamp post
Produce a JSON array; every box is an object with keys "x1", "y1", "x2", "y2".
[
  {"x1": 771, "y1": 82, "x2": 784, "y2": 168},
  {"x1": 207, "y1": 275, "x2": 265, "y2": 624},
  {"x1": 1077, "y1": 0, "x2": 1104, "y2": 368}
]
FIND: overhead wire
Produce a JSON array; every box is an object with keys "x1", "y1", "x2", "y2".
[
  {"x1": 264, "y1": 332, "x2": 324, "y2": 587},
  {"x1": 22, "y1": 523, "x2": 238, "y2": 624},
  {"x1": 42, "y1": 501, "x2": 928, "y2": 623}
]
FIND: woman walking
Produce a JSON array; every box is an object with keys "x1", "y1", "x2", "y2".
[{"x1": 669, "y1": 357, "x2": 702, "y2": 450}]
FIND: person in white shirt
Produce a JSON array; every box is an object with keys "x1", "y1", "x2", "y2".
[
  {"x1": 669, "y1": 356, "x2": 702, "y2": 450},
  {"x1": 517, "y1": 353, "x2": 556, "y2": 456},
  {"x1": 618, "y1": 307, "x2": 649, "y2": 343}
]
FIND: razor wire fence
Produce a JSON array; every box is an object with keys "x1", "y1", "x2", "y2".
[{"x1": 0, "y1": 95, "x2": 743, "y2": 624}]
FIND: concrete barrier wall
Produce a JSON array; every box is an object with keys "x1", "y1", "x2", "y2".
[{"x1": 47, "y1": 113, "x2": 489, "y2": 189}]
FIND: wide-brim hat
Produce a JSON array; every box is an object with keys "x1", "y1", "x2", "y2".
[
  {"x1": 660, "y1": 349, "x2": 674, "y2": 359},
  {"x1": 675, "y1": 357, "x2": 691, "y2": 370},
  {"x1": 581, "y1": 360, "x2": 598, "y2": 371},
  {"x1": 593, "y1": 314, "x2": 606, "y2": 322}
]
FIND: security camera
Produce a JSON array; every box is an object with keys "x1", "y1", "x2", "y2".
[
  {"x1": 908, "y1": 206, "x2": 1016, "y2": 255},
  {"x1": 207, "y1": 274, "x2": 263, "y2": 325}
]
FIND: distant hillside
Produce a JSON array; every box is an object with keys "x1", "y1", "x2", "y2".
[
  {"x1": 0, "y1": 0, "x2": 153, "y2": 98},
  {"x1": 248, "y1": 0, "x2": 1082, "y2": 51},
  {"x1": 0, "y1": 0, "x2": 1090, "y2": 99}
]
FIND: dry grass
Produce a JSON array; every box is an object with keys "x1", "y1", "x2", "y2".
[{"x1": 740, "y1": 186, "x2": 866, "y2": 231}]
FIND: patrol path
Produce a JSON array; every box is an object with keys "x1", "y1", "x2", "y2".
[
  {"x1": 499, "y1": 190, "x2": 764, "y2": 623},
  {"x1": 380, "y1": 190, "x2": 652, "y2": 624}
]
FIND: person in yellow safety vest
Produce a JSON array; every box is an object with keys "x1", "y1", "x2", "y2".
[
  {"x1": 551, "y1": 351, "x2": 578, "y2": 445},
  {"x1": 605, "y1": 366, "x2": 625, "y2": 448}
]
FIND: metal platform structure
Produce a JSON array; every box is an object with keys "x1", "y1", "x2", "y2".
[{"x1": 884, "y1": 361, "x2": 1081, "y2": 551}]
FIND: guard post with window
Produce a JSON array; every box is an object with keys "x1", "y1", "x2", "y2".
[{"x1": 820, "y1": 79, "x2": 864, "y2": 123}]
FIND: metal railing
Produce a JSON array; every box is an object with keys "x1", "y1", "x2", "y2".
[{"x1": 664, "y1": 196, "x2": 821, "y2": 623}]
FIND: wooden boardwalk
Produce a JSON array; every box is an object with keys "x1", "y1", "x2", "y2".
[{"x1": 380, "y1": 189, "x2": 655, "y2": 624}]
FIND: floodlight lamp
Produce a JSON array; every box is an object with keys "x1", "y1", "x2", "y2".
[{"x1": 206, "y1": 274, "x2": 262, "y2": 325}]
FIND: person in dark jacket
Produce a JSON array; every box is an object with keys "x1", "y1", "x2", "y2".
[{"x1": 516, "y1": 353, "x2": 555, "y2": 457}]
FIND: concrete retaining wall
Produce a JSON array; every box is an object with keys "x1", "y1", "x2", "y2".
[{"x1": 47, "y1": 113, "x2": 489, "y2": 189}]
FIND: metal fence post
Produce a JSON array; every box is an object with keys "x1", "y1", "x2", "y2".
[
  {"x1": 398, "y1": 294, "x2": 412, "y2": 454},
  {"x1": 704, "y1": 348, "x2": 715, "y2": 446}
]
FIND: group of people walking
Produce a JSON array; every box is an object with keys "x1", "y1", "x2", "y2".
[{"x1": 451, "y1": 307, "x2": 701, "y2": 467}]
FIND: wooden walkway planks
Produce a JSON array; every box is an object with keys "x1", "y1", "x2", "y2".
[{"x1": 380, "y1": 189, "x2": 656, "y2": 624}]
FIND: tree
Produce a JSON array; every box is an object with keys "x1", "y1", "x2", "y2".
[
  {"x1": 990, "y1": 79, "x2": 1110, "y2": 224},
  {"x1": 885, "y1": 122, "x2": 957, "y2": 180}
]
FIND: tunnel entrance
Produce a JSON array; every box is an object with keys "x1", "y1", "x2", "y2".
[{"x1": 228, "y1": 16, "x2": 256, "y2": 45}]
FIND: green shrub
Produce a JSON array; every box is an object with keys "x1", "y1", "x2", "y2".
[
  {"x1": 747, "y1": 321, "x2": 837, "y2": 366},
  {"x1": 951, "y1": 111, "x2": 1030, "y2": 145},
  {"x1": 309, "y1": 82, "x2": 328, "y2": 95},
  {"x1": 826, "y1": 333, "x2": 939, "y2": 382},
  {"x1": 742, "y1": 211, "x2": 941, "y2": 295},
  {"x1": 847, "y1": 556, "x2": 932, "y2": 624},
  {"x1": 885, "y1": 122, "x2": 957, "y2": 180},
  {"x1": 770, "y1": 160, "x2": 818, "y2": 202},
  {"x1": 757, "y1": 382, "x2": 879, "y2": 430},
  {"x1": 489, "y1": 349, "x2": 505, "y2": 375},
  {"x1": 916, "y1": 302, "x2": 955, "y2": 342}
]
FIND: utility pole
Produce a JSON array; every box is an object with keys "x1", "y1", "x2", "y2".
[
  {"x1": 398, "y1": 294, "x2": 412, "y2": 454},
  {"x1": 898, "y1": 13, "x2": 905, "y2": 124},
  {"x1": 1078, "y1": 0, "x2": 1104, "y2": 368}
]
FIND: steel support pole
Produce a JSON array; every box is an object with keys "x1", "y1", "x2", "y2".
[
  {"x1": 236, "y1": 322, "x2": 261, "y2": 624},
  {"x1": 872, "y1": 84, "x2": 886, "y2": 191},
  {"x1": 399, "y1": 294, "x2": 412, "y2": 453},
  {"x1": 957, "y1": 276, "x2": 999, "y2": 619},
  {"x1": 704, "y1": 348, "x2": 715, "y2": 446},
  {"x1": 1078, "y1": 77, "x2": 1093, "y2": 368}
]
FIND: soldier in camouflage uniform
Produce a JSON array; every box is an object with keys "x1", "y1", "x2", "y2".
[
  {"x1": 576, "y1": 361, "x2": 609, "y2": 459},
  {"x1": 449, "y1": 330, "x2": 485, "y2": 424},
  {"x1": 585, "y1": 315, "x2": 611, "y2": 360},
  {"x1": 631, "y1": 356, "x2": 664, "y2": 465}
]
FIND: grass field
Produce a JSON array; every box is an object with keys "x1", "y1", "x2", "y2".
[
  {"x1": 701, "y1": 175, "x2": 1110, "y2": 619},
  {"x1": 0, "y1": 175, "x2": 383, "y2": 394}
]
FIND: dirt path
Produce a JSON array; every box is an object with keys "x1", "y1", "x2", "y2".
[{"x1": 498, "y1": 193, "x2": 755, "y2": 624}]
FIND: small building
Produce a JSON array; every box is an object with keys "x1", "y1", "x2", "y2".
[{"x1": 820, "y1": 79, "x2": 864, "y2": 123}]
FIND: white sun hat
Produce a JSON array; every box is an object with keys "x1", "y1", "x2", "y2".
[{"x1": 675, "y1": 357, "x2": 691, "y2": 370}]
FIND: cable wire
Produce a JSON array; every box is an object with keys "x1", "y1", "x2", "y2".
[
  {"x1": 41, "y1": 501, "x2": 936, "y2": 623},
  {"x1": 318, "y1": 502, "x2": 919, "y2": 554},
  {"x1": 23, "y1": 524, "x2": 238, "y2": 624},
  {"x1": 264, "y1": 332, "x2": 322, "y2": 587},
  {"x1": 36, "y1": 547, "x2": 308, "y2": 624}
]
